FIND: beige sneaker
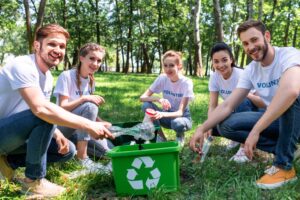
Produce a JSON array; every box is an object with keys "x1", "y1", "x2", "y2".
[
  {"x1": 21, "y1": 178, "x2": 66, "y2": 197},
  {"x1": 0, "y1": 155, "x2": 14, "y2": 181}
]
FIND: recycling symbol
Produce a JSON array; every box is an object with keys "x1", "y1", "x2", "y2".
[{"x1": 126, "y1": 156, "x2": 161, "y2": 190}]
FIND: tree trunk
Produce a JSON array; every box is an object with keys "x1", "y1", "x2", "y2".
[
  {"x1": 33, "y1": 0, "x2": 47, "y2": 42},
  {"x1": 292, "y1": 26, "x2": 298, "y2": 47},
  {"x1": 123, "y1": 0, "x2": 133, "y2": 73},
  {"x1": 268, "y1": 0, "x2": 277, "y2": 33},
  {"x1": 88, "y1": 0, "x2": 101, "y2": 44},
  {"x1": 23, "y1": 0, "x2": 33, "y2": 53},
  {"x1": 137, "y1": 9, "x2": 150, "y2": 73},
  {"x1": 258, "y1": 0, "x2": 263, "y2": 21},
  {"x1": 240, "y1": 52, "x2": 246, "y2": 68},
  {"x1": 213, "y1": 0, "x2": 223, "y2": 42},
  {"x1": 156, "y1": 0, "x2": 163, "y2": 74},
  {"x1": 116, "y1": 46, "x2": 120, "y2": 72},
  {"x1": 62, "y1": 0, "x2": 70, "y2": 70},
  {"x1": 247, "y1": 0, "x2": 253, "y2": 19},
  {"x1": 283, "y1": 0, "x2": 292, "y2": 46},
  {"x1": 246, "y1": 0, "x2": 254, "y2": 64},
  {"x1": 115, "y1": 0, "x2": 124, "y2": 72},
  {"x1": 193, "y1": 0, "x2": 202, "y2": 77}
]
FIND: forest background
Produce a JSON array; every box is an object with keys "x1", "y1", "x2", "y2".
[{"x1": 0, "y1": 0, "x2": 299, "y2": 75}]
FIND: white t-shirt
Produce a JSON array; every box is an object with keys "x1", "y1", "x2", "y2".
[
  {"x1": 150, "y1": 74, "x2": 194, "y2": 112},
  {"x1": 237, "y1": 47, "x2": 300, "y2": 106},
  {"x1": 209, "y1": 67, "x2": 244, "y2": 100},
  {"x1": 53, "y1": 68, "x2": 94, "y2": 102},
  {"x1": 0, "y1": 54, "x2": 53, "y2": 118}
]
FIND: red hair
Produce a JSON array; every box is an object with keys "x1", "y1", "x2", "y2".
[{"x1": 162, "y1": 50, "x2": 183, "y2": 69}]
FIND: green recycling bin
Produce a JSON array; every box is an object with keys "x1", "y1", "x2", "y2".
[{"x1": 108, "y1": 141, "x2": 180, "y2": 196}]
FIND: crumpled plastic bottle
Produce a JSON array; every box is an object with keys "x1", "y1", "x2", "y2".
[
  {"x1": 109, "y1": 122, "x2": 155, "y2": 141},
  {"x1": 200, "y1": 136, "x2": 213, "y2": 163}
]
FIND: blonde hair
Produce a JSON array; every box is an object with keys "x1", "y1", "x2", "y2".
[
  {"x1": 162, "y1": 50, "x2": 183, "y2": 70},
  {"x1": 76, "y1": 43, "x2": 106, "y2": 95}
]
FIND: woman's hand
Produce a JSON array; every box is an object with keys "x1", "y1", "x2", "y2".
[
  {"x1": 159, "y1": 98, "x2": 171, "y2": 110},
  {"x1": 152, "y1": 111, "x2": 164, "y2": 120},
  {"x1": 82, "y1": 95, "x2": 105, "y2": 106}
]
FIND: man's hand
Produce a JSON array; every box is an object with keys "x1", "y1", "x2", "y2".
[
  {"x1": 189, "y1": 126, "x2": 205, "y2": 154},
  {"x1": 53, "y1": 129, "x2": 69, "y2": 155},
  {"x1": 96, "y1": 117, "x2": 112, "y2": 128},
  {"x1": 244, "y1": 131, "x2": 260, "y2": 160},
  {"x1": 87, "y1": 121, "x2": 114, "y2": 140}
]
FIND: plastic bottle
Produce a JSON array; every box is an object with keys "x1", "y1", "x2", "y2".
[
  {"x1": 200, "y1": 136, "x2": 213, "y2": 163},
  {"x1": 109, "y1": 123, "x2": 155, "y2": 141}
]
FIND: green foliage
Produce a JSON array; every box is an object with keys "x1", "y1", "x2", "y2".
[{"x1": 1, "y1": 0, "x2": 300, "y2": 71}]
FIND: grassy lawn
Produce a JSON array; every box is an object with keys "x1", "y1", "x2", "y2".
[{"x1": 1, "y1": 72, "x2": 300, "y2": 199}]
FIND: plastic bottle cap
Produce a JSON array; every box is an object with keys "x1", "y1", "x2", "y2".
[{"x1": 145, "y1": 108, "x2": 156, "y2": 117}]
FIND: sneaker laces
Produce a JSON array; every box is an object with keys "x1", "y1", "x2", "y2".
[{"x1": 264, "y1": 166, "x2": 279, "y2": 175}]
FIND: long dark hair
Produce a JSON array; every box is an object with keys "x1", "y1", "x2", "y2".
[{"x1": 210, "y1": 42, "x2": 236, "y2": 68}]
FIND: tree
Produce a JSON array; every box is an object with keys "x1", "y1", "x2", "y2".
[
  {"x1": 213, "y1": 0, "x2": 224, "y2": 42},
  {"x1": 193, "y1": 0, "x2": 203, "y2": 76},
  {"x1": 23, "y1": 0, "x2": 47, "y2": 53}
]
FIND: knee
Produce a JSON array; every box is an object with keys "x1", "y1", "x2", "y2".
[
  {"x1": 36, "y1": 118, "x2": 55, "y2": 136},
  {"x1": 81, "y1": 102, "x2": 98, "y2": 119},
  {"x1": 68, "y1": 141, "x2": 77, "y2": 159},
  {"x1": 141, "y1": 102, "x2": 153, "y2": 112},
  {"x1": 218, "y1": 119, "x2": 234, "y2": 138},
  {"x1": 171, "y1": 118, "x2": 190, "y2": 133}
]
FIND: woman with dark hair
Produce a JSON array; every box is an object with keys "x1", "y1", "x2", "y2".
[
  {"x1": 53, "y1": 43, "x2": 113, "y2": 172},
  {"x1": 207, "y1": 42, "x2": 265, "y2": 162}
]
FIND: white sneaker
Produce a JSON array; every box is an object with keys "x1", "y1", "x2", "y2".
[
  {"x1": 226, "y1": 140, "x2": 240, "y2": 150},
  {"x1": 294, "y1": 145, "x2": 300, "y2": 161},
  {"x1": 69, "y1": 158, "x2": 112, "y2": 179},
  {"x1": 20, "y1": 178, "x2": 65, "y2": 198},
  {"x1": 80, "y1": 157, "x2": 112, "y2": 173},
  {"x1": 229, "y1": 147, "x2": 250, "y2": 163},
  {"x1": 176, "y1": 136, "x2": 185, "y2": 148}
]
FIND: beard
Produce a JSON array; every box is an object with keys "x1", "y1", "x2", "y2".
[
  {"x1": 261, "y1": 38, "x2": 269, "y2": 61},
  {"x1": 249, "y1": 39, "x2": 269, "y2": 62}
]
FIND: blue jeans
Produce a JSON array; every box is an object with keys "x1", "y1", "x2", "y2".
[
  {"x1": 58, "y1": 102, "x2": 109, "y2": 158},
  {"x1": 58, "y1": 102, "x2": 98, "y2": 141},
  {"x1": 0, "y1": 110, "x2": 75, "y2": 180},
  {"x1": 211, "y1": 98, "x2": 260, "y2": 136},
  {"x1": 219, "y1": 96, "x2": 300, "y2": 170},
  {"x1": 142, "y1": 102, "x2": 192, "y2": 137}
]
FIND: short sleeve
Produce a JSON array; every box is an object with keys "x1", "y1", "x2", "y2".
[
  {"x1": 208, "y1": 73, "x2": 219, "y2": 92},
  {"x1": 184, "y1": 79, "x2": 195, "y2": 101},
  {"x1": 149, "y1": 75, "x2": 164, "y2": 94},
  {"x1": 53, "y1": 72, "x2": 70, "y2": 98},
  {"x1": 236, "y1": 67, "x2": 253, "y2": 90},
  {"x1": 6, "y1": 59, "x2": 39, "y2": 90}
]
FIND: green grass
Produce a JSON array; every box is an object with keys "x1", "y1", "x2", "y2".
[{"x1": 1, "y1": 72, "x2": 300, "y2": 199}]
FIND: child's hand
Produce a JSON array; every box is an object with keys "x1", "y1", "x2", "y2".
[{"x1": 159, "y1": 98, "x2": 171, "y2": 110}]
